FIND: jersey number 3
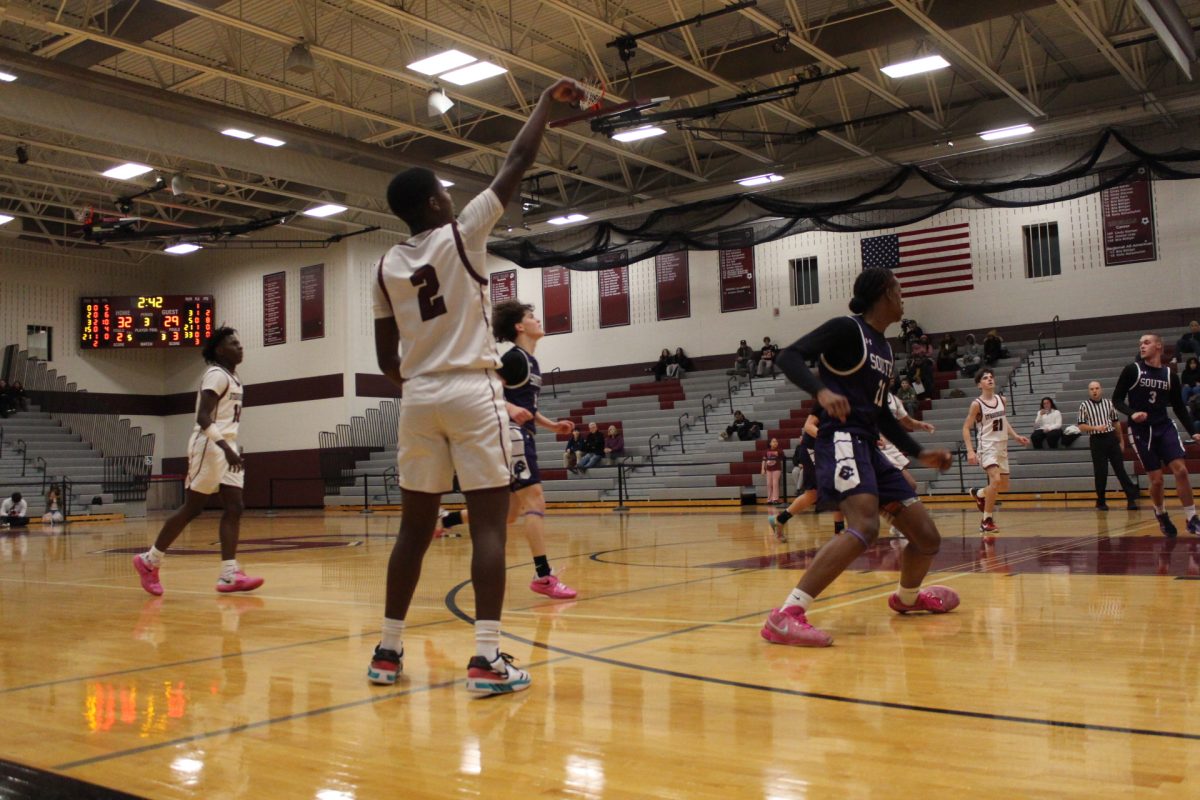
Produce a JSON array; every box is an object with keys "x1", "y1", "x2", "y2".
[{"x1": 411, "y1": 265, "x2": 448, "y2": 322}]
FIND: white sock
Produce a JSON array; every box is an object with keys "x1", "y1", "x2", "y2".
[
  {"x1": 1185, "y1": 506, "x2": 1197, "y2": 521},
  {"x1": 475, "y1": 619, "x2": 502, "y2": 661},
  {"x1": 896, "y1": 585, "x2": 921, "y2": 605},
  {"x1": 143, "y1": 546, "x2": 164, "y2": 566},
  {"x1": 219, "y1": 559, "x2": 238, "y2": 581},
  {"x1": 380, "y1": 618, "x2": 405, "y2": 653},
  {"x1": 782, "y1": 588, "x2": 814, "y2": 611},
  {"x1": 1154, "y1": 504, "x2": 1166, "y2": 515}
]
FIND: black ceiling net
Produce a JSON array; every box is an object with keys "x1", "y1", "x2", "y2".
[{"x1": 487, "y1": 128, "x2": 1200, "y2": 271}]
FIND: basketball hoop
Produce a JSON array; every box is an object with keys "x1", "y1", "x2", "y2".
[{"x1": 578, "y1": 78, "x2": 605, "y2": 111}]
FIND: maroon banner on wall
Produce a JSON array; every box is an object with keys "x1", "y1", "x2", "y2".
[
  {"x1": 541, "y1": 266, "x2": 572, "y2": 335},
  {"x1": 655, "y1": 248, "x2": 690, "y2": 321},
  {"x1": 263, "y1": 271, "x2": 286, "y2": 346},
  {"x1": 718, "y1": 229, "x2": 757, "y2": 312},
  {"x1": 1100, "y1": 167, "x2": 1157, "y2": 266},
  {"x1": 490, "y1": 269, "x2": 517, "y2": 305},
  {"x1": 598, "y1": 251, "x2": 630, "y2": 328},
  {"x1": 300, "y1": 264, "x2": 324, "y2": 341}
]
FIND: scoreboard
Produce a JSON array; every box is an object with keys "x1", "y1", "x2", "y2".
[{"x1": 81, "y1": 296, "x2": 215, "y2": 348}]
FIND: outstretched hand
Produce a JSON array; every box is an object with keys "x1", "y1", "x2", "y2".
[{"x1": 546, "y1": 78, "x2": 585, "y2": 105}]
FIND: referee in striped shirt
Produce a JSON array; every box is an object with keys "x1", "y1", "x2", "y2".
[{"x1": 1078, "y1": 380, "x2": 1139, "y2": 510}]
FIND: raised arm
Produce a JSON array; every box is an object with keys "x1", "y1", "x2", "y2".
[{"x1": 489, "y1": 79, "x2": 582, "y2": 207}]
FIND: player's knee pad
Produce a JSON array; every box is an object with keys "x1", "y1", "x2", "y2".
[{"x1": 844, "y1": 525, "x2": 879, "y2": 548}]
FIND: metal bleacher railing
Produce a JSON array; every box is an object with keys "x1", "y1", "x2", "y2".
[
  {"x1": 2, "y1": 345, "x2": 154, "y2": 505},
  {"x1": 318, "y1": 399, "x2": 398, "y2": 496}
]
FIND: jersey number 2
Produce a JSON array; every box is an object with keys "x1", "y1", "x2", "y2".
[{"x1": 411, "y1": 265, "x2": 448, "y2": 322}]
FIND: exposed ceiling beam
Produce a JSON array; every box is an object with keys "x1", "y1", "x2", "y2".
[{"x1": 885, "y1": 0, "x2": 1046, "y2": 119}]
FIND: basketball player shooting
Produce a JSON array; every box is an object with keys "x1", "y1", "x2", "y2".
[{"x1": 367, "y1": 77, "x2": 584, "y2": 695}]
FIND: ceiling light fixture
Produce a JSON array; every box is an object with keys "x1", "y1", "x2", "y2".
[
  {"x1": 285, "y1": 41, "x2": 315, "y2": 74},
  {"x1": 407, "y1": 50, "x2": 477, "y2": 75},
  {"x1": 978, "y1": 123, "x2": 1035, "y2": 141},
  {"x1": 427, "y1": 87, "x2": 455, "y2": 116},
  {"x1": 439, "y1": 61, "x2": 507, "y2": 86},
  {"x1": 0, "y1": 214, "x2": 14, "y2": 225},
  {"x1": 439, "y1": 179, "x2": 455, "y2": 188},
  {"x1": 0, "y1": 71, "x2": 16, "y2": 82},
  {"x1": 254, "y1": 136, "x2": 286, "y2": 147},
  {"x1": 881, "y1": 55, "x2": 950, "y2": 78},
  {"x1": 547, "y1": 214, "x2": 588, "y2": 225},
  {"x1": 170, "y1": 174, "x2": 193, "y2": 196},
  {"x1": 302, "y1": 204, "x2": 348, "y2": 218},
  {"x1": 612, "y1": 126, "x2": 667, "y2": 143},
  {"x1": 164, "y1": 243, "x2": 201, "y2": 254},
  {"x1": 102, "y1": 163, "x2": 154, "y2": 180},
  {"x1": 736, "y1": 173, "x2": 784, "y2": 187},
  {"x1": 221, "y1": 128, "x2": 255, "y2": 139}
]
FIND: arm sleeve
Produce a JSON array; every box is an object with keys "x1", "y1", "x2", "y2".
[
  {"x1": 878, "y1": 408, "x2": 923, "y2": 457},
  {"x1": 776, "y1": 317, "x2": 862, "y2": 397},
  {"x1": 1111, "y1": 364, "x2": 1139, "y2": 416},
  {"x1": 455, "y1": 189, "x2": 505, "y2": 250},
  {"x1": 496, "y1": 348, "x2": 528, "y2": 387},
  {"x1": 1170, "y1": 372, "x2": 1196, "y2": 433}
]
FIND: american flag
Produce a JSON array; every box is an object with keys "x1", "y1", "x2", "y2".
[{"x1": 860, "y1": 222, "x2": 974, "y2": 298}]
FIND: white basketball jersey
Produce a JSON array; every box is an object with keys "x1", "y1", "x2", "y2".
[
  {"x1": 974, "y1": 394, "x2": 1008, "y2": 447},
  {"x1": 192, "y1": 366, "x2": 243, "y2": 440},
  {"x1": 373, "y1": 189, "x2": 506, "y2": 379}
]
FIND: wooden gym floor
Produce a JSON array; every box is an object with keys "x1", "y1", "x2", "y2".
[{"x1": 0, "y1": 505, "x2": 1197, "y2": 798}]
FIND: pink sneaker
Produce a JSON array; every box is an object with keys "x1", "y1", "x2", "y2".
[
  {"x1": 530, "y1": 574, "x2": 577, "y2": 599},
  {"x1": 760, "y1": 606, "x2": 833, "y2": 647},
  {"x1": 888, "y1": 585, "x2": 960, "y2": 614},
  {"x1": 216, "y1": 570, "x2": 264, "y2": 593},
  {"x1": 132, "y1": 554, "x2": 163, "y2": 596}
]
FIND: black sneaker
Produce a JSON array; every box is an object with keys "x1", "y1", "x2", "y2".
[
  {"x1": 367, "y1": 645, "x2": 403, "y2": 685},
  {"x1": 1157, "y1": 513, "x2": 1178, "y2": 538},
  {"x1": 1095, "y1": 502, "x2": 1109, "y2": 510}
]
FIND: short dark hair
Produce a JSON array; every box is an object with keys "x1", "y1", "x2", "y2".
[
  {"x1": 492, "y1": 300, "x2": 534, "y2": 342},
  {"x1": 974, "y1": 368, "x2": 995, "y2": 385},
  {"x1": 11, "y1": 492, "x2": 20, "y2": 502},
  {"x1": 386, "y1": 167, "x2": 440, "y2": 228},
  {"x1": 202, "y1": 327, "x2": 238, "y2": 363}
]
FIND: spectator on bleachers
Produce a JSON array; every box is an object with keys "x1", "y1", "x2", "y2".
[
  {"x1": 909, "y1": 334, "x2": 934, "y2": 361},
  {"x1": 41, "y1": 486, "x2": 63, "y2": 524},
  {"x1": 563, "y1": 429, "x2": 585, "y2": 473},
  {"x1": 578, "y1": 422, "x2": 606, "y2": 471},
  {"x1": 671, "y1": 347, "x2": 694, "y2": 378},
  {"x1": 652, "y1": 348, "x2": 672, "y2": 381},
  {"x1": 1181, "y1": 357, "x2": 1200, "y2": 404},
  {"x1": 1031, "y1": 397, "x2": 1064, "y2": 449},
  {"x1": 957, "y1": 333, "x2": 983, "y2": 376},
  {"x1": 604, "y1": 425, "x2": 625, "y2": 464},
  {"x1": 936, "y1": 334, "x2": 959, "y2": 372},
  {"x1": 757, "y1": 337, "x2": 781, "y2": 378},
  {"x1": 983, "y1": 330, "x2": 1008, "y2": 365},
  {"x1": 896, "y1": 378, "x2": 919, "y2": 417},
  {"x1": 1175, "y1": 320, "x2": 1200, "y2": 360},
  {"x1": 733, "y1": 339, "x2": 755, "y2": 375},
  {"x1": 761, "y1": 438, "x2": 784, "y2": 505},
  {"x1": 900, "y1": 318, "x2": 923, "y2": 349},
  {"x1": 1, "y1": 492, "x2": 29, "y2": 528},
  {"x1": 720, "y1": 410, "x2": 762, "y2": 441},
  {"x1": 0, "y1": 380, "x2": 13, "y2": 418},
  {"x1": 8, "y1": 381, "x2": 27, "y2": 413}
]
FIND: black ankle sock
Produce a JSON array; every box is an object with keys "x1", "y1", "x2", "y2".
[
  {"x1": 443, "y1": 511, "x2": 463, "y2": 528},
  {"x1": 533, "y1": 555, "x2": 551, "y2": 579},
  {"x1": 834, "y1": 519, "x2": 845, "y2": 533},
  {"x1": 776, "y1": 510, "x2": 793, "y2": 525}
]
